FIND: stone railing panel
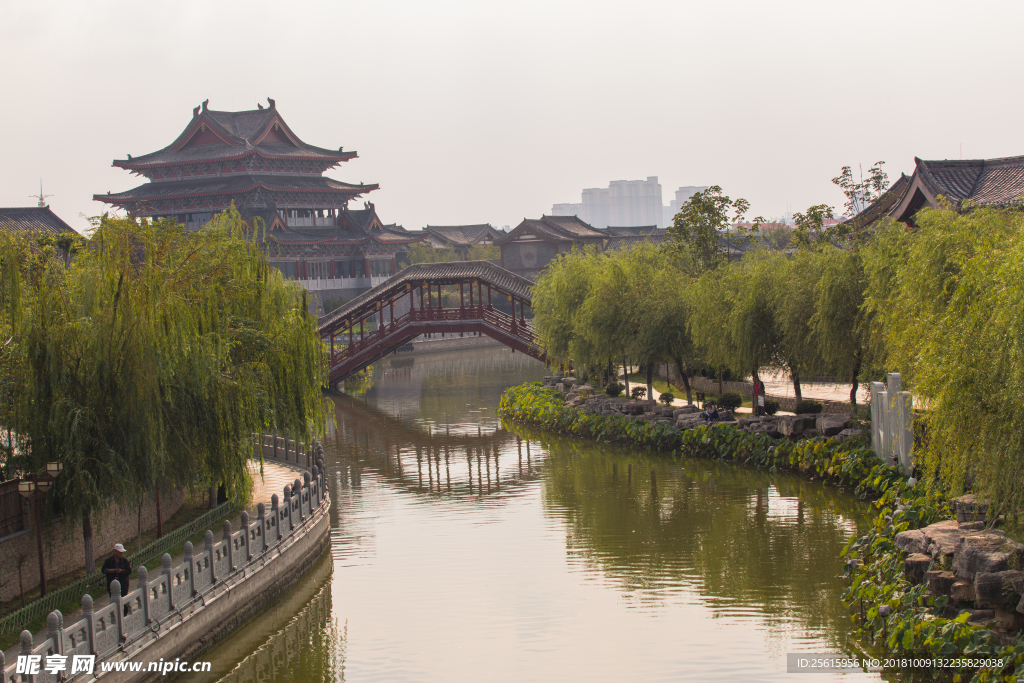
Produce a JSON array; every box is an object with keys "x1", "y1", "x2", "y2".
[
  {"x1": 122, "y1": 589, "x2": 147, "y2": 638},
  {"x1": 148, "y1": 574, "x2": 172, "y2": 622},
  {"x1": 171, "y1": 558, "x2": 192, "y2": 607},
  {"x1": 63, "y1": 615, "x2": 91, "y2": 658},
  {"x1": 214, "y1": 539, "x2": 231, "y2": 580},
  {"x1": 92, "y1": 602, "x2": 120, "y2": 658}
]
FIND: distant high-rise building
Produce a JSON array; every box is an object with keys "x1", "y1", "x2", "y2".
[
  {"x1": 552, "y1": 177, "x2": 663, "y2": 228},
  {"x1": 553, "y1": 179, "x2": 708, "y2": 229}
]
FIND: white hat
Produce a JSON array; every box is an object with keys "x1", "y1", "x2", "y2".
[{"x1": 113, "y1": 543, "x2": 126, "y2": 553}]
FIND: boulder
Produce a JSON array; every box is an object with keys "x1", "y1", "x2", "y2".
[
  {"x1": 816, "y1": 413, "x2": 852, "y2": 437},
  {"x1": 953, "y1": 494, "x2": 990, "y2": 523},
  {"x1": 555, "y1": 382, "x2": 566, "y2": 393},
  {"x1": 628, "y1": 403, "x2": 645, "y2": 416},
  {"x1": 778, "y1": 415, "x2": 816, "y2": 437},
  {"x1": 951, "y1": 580, "x2": 977, "y2": 603},
  {"x1": 836, "y1": 428, "x2": 863, "y2": 440},
  {"x1": 995, "y1": 607, "x2": 1023, "y2": 630},
  {"x1": 674, "y1": 406, "x2": 698, "y2": 417},
  {"x1": 974, "y1": 571, "x2": 1024, "y2": 608},
  {"x1": 748, "y1": 421, "x2": 782, "y2": 438},
  {"x1": 895, "y1": 529, "x2": 928, "y2": 555},
  {"x1": 952, "y1": 533, "x2": 1024, "y2": 581},
  {"x1": 922, "y1": 520, "x2": 964, "y2": 559},
  {"x1": 925, "y1": 570, "x2": 957, "y2": 595},
  {"x1": 562, "y1": 377, "x2": 577, "y2": 386},
  {"x1": 802, "y1": 428, "x2": 820, "y2": 439},
  {"x1": 960, "y1": 521, "x2": 986, "y2": 531},
  {"x1": 577, "y1": 384, "x2": 594, "y2": 395},
  {"x1": 904, "y1": 553, "x2": 933, "y2": 583}
]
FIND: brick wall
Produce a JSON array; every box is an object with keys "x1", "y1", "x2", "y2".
[{"x1": 0, "y1": 487, "x2": 186, "y2": 603}]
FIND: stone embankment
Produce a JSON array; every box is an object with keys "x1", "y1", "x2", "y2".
[
  {"x1": 543, "y1": 375, "x2": 861, "y2": 442},
  {"x1": 896, "y1": 496, "x2": 1024, "y2": 633}
]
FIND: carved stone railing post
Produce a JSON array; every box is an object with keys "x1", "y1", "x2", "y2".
[
  {"x1": 162, "y1": 553, "x2": 174, "y2": 610},
  {"x1": 47, "y1": 610, "x2": 63, "y2": 657},
  {"x1": 223, "y1": 520, "x2": 234, "y2": 571},
  {"x1": 257, "y1": 503, "x2": 268, "y2": 553},
  {"x1": 311, "y1": 466, "x2": 320, "y2": 507},
  {"x1": 205, "y1": 530, "x2": 216, "y2": 583},
  {"x1": 110, "y1": 579, "x2": 125, "y2": 642},
  {"x1": 283, "y1": 485, "x2": 294, "y2": 531},
  {"x1": 240, "y1": 510, "x2": 251, "y2": 561},
  {"x1": 134, "y1": 566, "x2": 149, "y2": 626},
  {"x1": 82, "y1": 593, "x2": 96, "y2": 655},
  {"x1": 271, "y1": 494, "x2": 281, "y2": 543},
  {"x1": 296, "y1": 478, "x2": 306, "y2": 522},
  {"x1": 20, "y1": 630, "x2": 33, "y2": 682},
  {"x1": 183, "y1": 542, "x2": 196, "y2": 597}
]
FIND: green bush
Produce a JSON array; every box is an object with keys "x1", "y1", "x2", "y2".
[
  {"x1": 719, "y1": 391, "x2": 743, "y2": 410},
  {"x1": 795, "y1": 399, "x2": 823, "y2": 414},
  {"x1": 764, "y1": 398, "x2": 780, "y2": 415},
  {"x1": 605, "y1": 381, "x2": 624, "y2": 397},
  {"x1": 630, "y1": 386, "x2": 647, "y2": 400},
  {"x1": 659, "y1": 392, "x2": 675, "y2": 405}
]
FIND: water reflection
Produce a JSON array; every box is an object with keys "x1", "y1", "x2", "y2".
[{"x1": 202, "y1": 348, "x2": 879, "y2": 682}]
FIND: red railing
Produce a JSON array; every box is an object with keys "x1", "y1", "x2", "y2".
[{"x1": 327, "y1": 304, "x2": 544, "y2": 382}]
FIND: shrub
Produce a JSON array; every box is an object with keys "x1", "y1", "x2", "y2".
[
  {"x1": 630, "y1": 386, "x2": 647, "y2": 400},
  {"x1": 719, "y1": 391, "x2": 743, "y2": 410},
  {"x1": 578, "y1": 388, "x2": 593, "y2": 400},
  {"x1": 763, "y1": 398, "x2": 780, "y2": 415},
  {"x1": 605, "y1": 381, "x2": 624, "y2": 397},
  {"x1": 659, "y1": 392, "x2": 675, "y2": 405},
  {"x1": 795, "y1": 399, "x2": 823, "y2": 414}
]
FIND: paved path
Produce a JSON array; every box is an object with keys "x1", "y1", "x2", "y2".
[{"x1": 5, "y1": 460, "x2": 307, "y2": 658}]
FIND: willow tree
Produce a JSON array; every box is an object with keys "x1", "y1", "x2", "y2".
[
  {"x1": 864, "y1": 205, "x2": 1024, "y2": 514},
  {"x1": 769, "y1": 248, "x2": 826, "y2": 401},
  {"x1": 5, "y1": 209, "x2": 328, "y2": 572}
]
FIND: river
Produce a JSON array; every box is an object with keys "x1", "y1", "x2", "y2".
[{"x1": 194, "y1": 347, "x2": 878, "y2": 682}]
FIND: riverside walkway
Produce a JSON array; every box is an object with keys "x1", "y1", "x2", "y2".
[{"x1": 2, "y1": 458, "x2": 308, "y2": 661}]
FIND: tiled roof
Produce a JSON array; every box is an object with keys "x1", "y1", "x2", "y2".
[
  {"x1": 114, "y1": 105, "x2": 355, "y2": 169},
  {"x1": 319, "y1": 260, "x2": 533, "y2": 333},
  {"x1": 845, "y1": 173, "x2": 911, "y2": 231},
  {"x1": 913, "y1": 155, "x2": 1024, "y2": 209},
  {"x1": 0, "y1": 206, "x2": 78, "y2": 235},
  {"x1": 95, "y1": 175, "x2": 376, "y2": 202},
  {"x1": 496, "y1": 215, "x2": 604, "y2": 245},
  {"x1": 424, "y1": 224, "x2": 501, "y2": 246},
  {"x1": 539, "y1": 215, "x2": 605, "y2": 238},
  {"x1": 604, "y1": 226, "x2": 667, "y2": 250}
]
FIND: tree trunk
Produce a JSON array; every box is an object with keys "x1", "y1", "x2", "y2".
[
  {"x1": 83, "y1": 510, "x2": 94, "y2": 575},
  {"x1": 673, "y1": 357, "x2": 693, "y2": 405},
  {"x1": 606, "y1": 359, "x2": 613, "y2": 387},
  {"x1": 718, "y1": 366, "x2": 724, "y2": 397},
  {"x1": 752, "y1": 366, "x2": 760, "y2": 416},
  {"x1": 208, "y1": 484, "x2": 217, "y2": 509},
  {"x1": 137, "y1": 503, "x2": 143, "y2": 553},
  {"x1": 791, "y1": 365, "x2": 802, "y2": 402},
  {"x1": 155, "y1": 483, "x2": 163, "y2": 538},
  {"x1": 850, "y1": 352, "x2": 863, "y2": 407},
  {"x1": 646, "y1": 364, "x2": 653, "y2": 402},
  {"x1": 622, "y1": 357, "x2": 629, "y2": 393}
]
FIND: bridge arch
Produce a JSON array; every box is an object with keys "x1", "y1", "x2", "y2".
[{"x1": 318, "y1": 261, "x2": 545, "y2": 384}]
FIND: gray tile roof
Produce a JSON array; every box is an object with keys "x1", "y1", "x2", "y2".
[
  {"x1": 114, "y1": 106, "x2": 356, "y2": 169},
  {"x1": 424, "y1": 224, "x2": 502, "y2": 246},
  {"x1": 95, "y1": 175, "x2": 376, "y2": 202},
  {"x1": 916, "y1": 155, "x2": 1024, "y2": 208},
  {"x1": 0, "y1": 206, "x2": 78, "y2": 235},
  {"x1": 319, "y1": 260, "x2": 533, "y2": 333}
]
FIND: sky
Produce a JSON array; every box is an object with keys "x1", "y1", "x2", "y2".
[{"x1": 2, "y1": 0, "x2": 1023, "y2": 234}]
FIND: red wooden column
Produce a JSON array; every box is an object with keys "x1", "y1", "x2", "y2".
[{"x1": 487, "y1": 285, "x2": 492, "y2": 310}]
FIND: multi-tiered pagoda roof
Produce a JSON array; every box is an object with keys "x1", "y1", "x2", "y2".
[{"x1": 95, "y1": 98, "x2": 377, "y2": 226}]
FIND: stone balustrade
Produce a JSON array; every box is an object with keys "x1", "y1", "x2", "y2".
[{"x1": 2, "y1": 437, "x2": 329, "y2": 683}]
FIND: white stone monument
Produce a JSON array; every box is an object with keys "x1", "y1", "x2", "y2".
[{"x1": 870, "y1": 373, "x2": 913, "y2": 472}]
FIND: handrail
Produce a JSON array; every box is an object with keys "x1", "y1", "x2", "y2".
[
  {"x1": 0, "y1": 502, "x2": 234, "y2": 636},
  {"x1": 2, "y1": 437, "x2": 329, "y2": 681}
]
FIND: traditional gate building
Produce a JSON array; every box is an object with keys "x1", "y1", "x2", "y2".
[{"x1": 96, "y1": 98, "x2": 422, "y2": 311}]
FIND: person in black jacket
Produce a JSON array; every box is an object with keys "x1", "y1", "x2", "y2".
[{"x1": 102, "y1": 543, "x2": 131, "y2": 597}]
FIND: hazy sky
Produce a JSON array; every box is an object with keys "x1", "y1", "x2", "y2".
[{"x1": 3, "y1": 0, "x2": 1023, "y2": 234}]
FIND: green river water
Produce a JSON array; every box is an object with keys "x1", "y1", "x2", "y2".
[{"x1": 192, "y1": 347, "x2": 880, "y2": 682}]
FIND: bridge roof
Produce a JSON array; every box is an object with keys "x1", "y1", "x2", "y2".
[{"x1": 319, "y1": 260, "x2": 534, "y2": 331}]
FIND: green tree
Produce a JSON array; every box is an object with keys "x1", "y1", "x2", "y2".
[
  {"x1": 666, "y1": 186, "x2": 756, "y2": 274},
  {"x1": 812, "y1": 247, "x2": 871, "y2": 406},
  {"x1": 768, "y1": 249, "x2": 826, "y2": 401},
  {"x1": 2, "y1": 209, "x2": 328, "y2": 572}
]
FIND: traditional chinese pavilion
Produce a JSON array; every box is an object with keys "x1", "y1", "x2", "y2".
[{"x1": 96, "y1": 98, "x2": 423, "y2": 310}]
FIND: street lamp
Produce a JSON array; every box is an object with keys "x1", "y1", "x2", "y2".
[{"x1": 17, "y1": 462, "x2": 63, "y2": 597}]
